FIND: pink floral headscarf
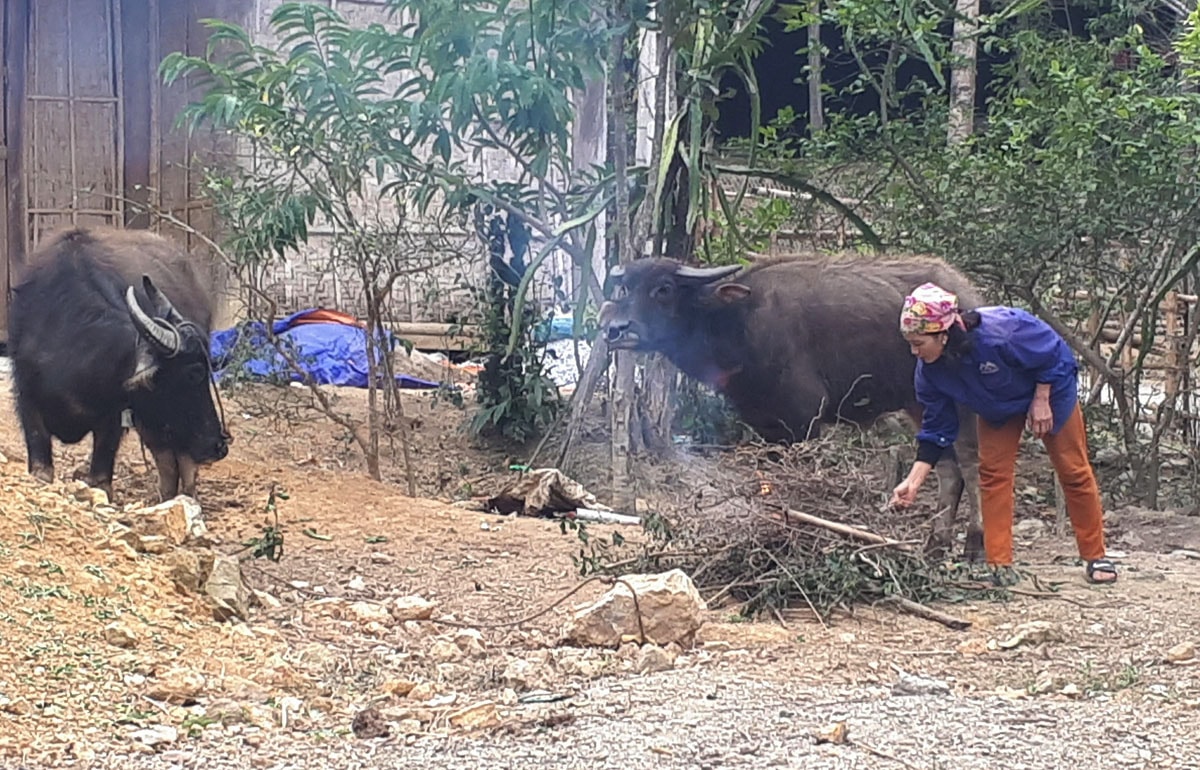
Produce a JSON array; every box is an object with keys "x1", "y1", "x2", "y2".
[{"x1": 900, "y1": 283, "x2": 963, "y2": 335}]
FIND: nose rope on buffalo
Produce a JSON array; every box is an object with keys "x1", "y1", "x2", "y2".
[
  {"x1": 175, "y1": 319, "x2": 233, "y2": 444},
  {"x1": 210, "y1": 369, "x2": 231, "y2": 442},
  {"x1": 178, "y1": 319, "x2": 232, "y2": 444},
  {"x1": 206, "y1": 347, "x2": 232, "y2": 445}
]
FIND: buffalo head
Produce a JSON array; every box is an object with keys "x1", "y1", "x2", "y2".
[
  {"x1": 599, "y1": 259, "x2": 749, "y2": 353},
  {"x1": 125, "y1": 274, "x2": 230, "y2": 471}
]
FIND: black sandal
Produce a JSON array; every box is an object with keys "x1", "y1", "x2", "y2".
[{"x1": 1086, "y1": 558, "x2": 1118, "y2": 584}]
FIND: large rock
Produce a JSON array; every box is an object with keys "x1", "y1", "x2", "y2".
[
  {"x1": 145, "y1": 667, "x2": 207, "y2": 704},
  {"x1": 204, "y1": 556, "x2": 251, "y2": 622},
  {"x1": 565, "y1": 569, "x2": 706, "y2": 648},
  {"x1": 390, "y1": 595, "x2": 437, "y2": 622},
  {"x1": 161, "y1": 549, "x2": 212, "y2": 594},
  {"x1": 122, "y1": 496, "x2": 208, "y2": 546}
]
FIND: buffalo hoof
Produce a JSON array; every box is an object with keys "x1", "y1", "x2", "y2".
[
  {"x1": 963, "y1": 530, "x2": 986, "y2": 564},
  {"x1": 30, "y1": 464, "x2": 55, "y2": 485},
  {"x1": 922, "y1": 532, "x2": 953, "y2": 563}
]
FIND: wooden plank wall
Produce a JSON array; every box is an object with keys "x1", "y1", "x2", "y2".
[
  {"x1": 24, "y1": 0, "x2": 124, "y2": 242},
  {"x1": 155, "y1": 0, "x2": 249, "y2": 328},
  {"x1": 0, "y1": 3, "x2": 12, "y2": 339}
]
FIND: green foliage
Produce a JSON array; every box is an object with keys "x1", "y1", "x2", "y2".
[
  {"x1": 559, "y1": 517, "x2": 627, "y2": 576},
  {"x1": 670, "y1": 379, "x2": 751, "y2": 445},
  {"x1": 466, "y1": 283, "x2": 563, "y2": 446},
  {"x1": 161, "y1": 0, "x2": 614, "y2": 448},
  {"x1": 717, "y1": 2, "x2": 1200, "y2": 505},
  {"x1": 245, "y1": 486, "x2": 287, "y2": 562},
  {"x1": 700, "y1": 193, "x2": 794, "y2": 265},
  {"x1": 900, "y1": 30, "x2": 1200, "y2": 292},
  {"x1": 464, "y1": 207, "x2": 564, "y2": 444}
]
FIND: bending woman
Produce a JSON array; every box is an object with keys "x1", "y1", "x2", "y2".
[{"x1": 890, "y1": 283, "x2": 1117, "y2": 585}]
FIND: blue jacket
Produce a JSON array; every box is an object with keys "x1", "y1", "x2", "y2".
[{"x1": 915, "y1": 306, "x2": 1080, "y2": 451}]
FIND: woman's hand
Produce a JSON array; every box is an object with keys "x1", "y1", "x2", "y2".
[
  {"x1": 1028, "y1": 384, "x2": 1053, "y2": 438},
  {"x1": 890, "y1": 462, "x2": 932, "y2": 508},
  {"x1": 891, "y1": 478, "x2": 920, "y2": 508}
]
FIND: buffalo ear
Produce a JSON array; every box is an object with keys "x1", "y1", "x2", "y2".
[{"x1": 714, "y1": 283, "x2": 751, "y2": 303}]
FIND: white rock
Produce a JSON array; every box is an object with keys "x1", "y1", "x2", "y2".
[
  {"x1": 103, "y1": 622, "x2": 137, "y2": 649},
  {"x1": 391, "y1": 595, "x2": 437, "y2": 622},
  {"x1": 1167, "y1": 642, "x2": 1196, "y2": 663},
  {"x1": 126, "y1": 496, "x2": 207, "y2": 546},
  {"x1": 204, "y1": 556, "x2": 251, "y2": 622},
  {"x1": 565, "y1": 569, "x2": 707, "y2": 647},
  {"x1": 997, "y1": 621, "x2": 1065, "y2": 650},
  {"x1": 74, "y1": 485, "x2": 110, "y2": 508},
  {"x1": 501, "y1": 658, "x2": 536, "y2": 689},
  {"x1": 453, "y1": 629, "x2": 486, "y2": 657},
  {"x1": 346, "y1": 601, "x2": 391, "y2": 624},
  {"x1": 635, "y1": 645, "x2": 675, "y2": 673},
  {"x1": 161, "y1": 549, "x2": 210, "y2": 594},
  {"x1": 447, "y1": 701, "x2": 500, "y2": 729},
  {"x1": 891, "y1": 669, "x2": 951, "y2": 697},
  {"x1": 145, "y1": 667, "x2": 206, "y2": 704},
  {"x1": 129, "y1": 724, "x2": 178, "y2": 747},
  {"x1": 430, "y1": 640, "x2": 464, "y2": 662}
]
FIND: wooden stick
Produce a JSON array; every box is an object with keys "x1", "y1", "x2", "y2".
[
  {"x1": 883, "y1": 595, "x2": 972, "y2": 630},
  {"x1": 775, "y1": 508, "x2": 916, "y2": 551},
  {"x1": 562, "y1": 508, "x2": 642, "y2": 525}
]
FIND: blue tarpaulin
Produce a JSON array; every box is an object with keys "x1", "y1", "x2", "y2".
[{"x1": 210, "y1": 308, "x2": 441, "y2": 389}]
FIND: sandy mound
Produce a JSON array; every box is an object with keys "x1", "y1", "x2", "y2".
[{"x1": 0, "y1": 451, "x2": 305, "y2": 761}]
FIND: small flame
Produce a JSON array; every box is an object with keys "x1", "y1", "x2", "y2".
[{"x1": 754, "y1": 471, "x2": 773, "y2": 496}]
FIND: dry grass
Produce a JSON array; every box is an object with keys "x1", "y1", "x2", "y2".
[{"x1": 604, "y1": 429, "x2": 1005, "y2": 619}]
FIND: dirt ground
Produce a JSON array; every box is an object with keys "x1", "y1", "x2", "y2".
[{"x1": 0, "y1": 368, "x2": 1198, "y2": 768}]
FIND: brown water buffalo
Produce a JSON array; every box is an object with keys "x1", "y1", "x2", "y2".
[
  {"x1": 7, "y1": 226, "x2": 230, "y2": 502},
  {"x1": 599, "y1": 253, "x2": 986, "y2": 561}
]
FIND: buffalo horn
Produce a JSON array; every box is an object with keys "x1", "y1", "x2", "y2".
[
  {"x1": 143, "y1": 275, "x2": 185, "y2": 323},
  {"x1": 610, "y1": 264, "x2": 626, "y2": 279},
  {"x1": 126, "y1": 286, "x2": 181, "y2": 354},
  {"x1": 673, "y1": 264, "x2": 742, "y2": 283}
]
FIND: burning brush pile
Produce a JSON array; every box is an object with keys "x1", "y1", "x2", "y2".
[{"x1": 618, "y1": 431, "x2": 994, "y2": 623}]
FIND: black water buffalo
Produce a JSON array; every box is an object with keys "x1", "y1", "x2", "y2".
[
  {"x1": 599, "y1": 254, "x2": 986, "y2": 561},
  {"x1": 7, "y1": 226, "x2": 230, "y2": 502}
]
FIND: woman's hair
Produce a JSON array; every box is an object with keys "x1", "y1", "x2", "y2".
[{"x1": 942, "y1": 309, "x2": 981, "y2": 362}]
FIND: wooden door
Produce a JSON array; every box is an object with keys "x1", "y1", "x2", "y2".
[
  {"x1": 1, "y1": 1, "x2": 19, "y2": 343},
  {"x1": 24, "y1": 0, "x2": 124, "y2": 246}
]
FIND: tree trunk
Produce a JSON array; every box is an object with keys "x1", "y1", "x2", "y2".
[
  {"x1": 632, "y1": 8, "x2": 677, "y2": 456},
  {"x1": 359, "y1": 264, "x2": 382, "y2": 481},
  {"x1": 807, "y1": 0, "x2": 824, "y2": 134},
  {"x1": 571, "y1": 66, "x2": 609, "y2": 293},
  {"x1": 608, "y1": 4, "x2": 637, "y2": 513},
  {"x1": 639, "y1": 354, "x2": 677, "y2": 454},
  {"x1": 947, "y1": 0, "x2": 980, "y2": 144}
]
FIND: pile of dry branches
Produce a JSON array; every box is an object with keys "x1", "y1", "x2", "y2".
[{"x1": 614, "y1": 429, "x2": 997, "y2": 626}]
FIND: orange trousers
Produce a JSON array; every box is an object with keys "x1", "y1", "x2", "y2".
[{"x1": 976, "y1": 403, "x2": 1107, "y2": 566}]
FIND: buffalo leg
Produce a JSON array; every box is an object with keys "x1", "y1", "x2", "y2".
[
  {"x1": 85, "y1": 412, "x2": 124, "y2": 502},
  {"x1": 177, "y1": 454, "x2": 199, "y2": 499},
  {"x1": 151, "y1": 447, "x2": 181, "y2": 502},
  {"x1": 955, "y1": 408, "x2": 985, "y2": 562},
  {"x1": 16, "y1": 400, "x2": 55, "y2": 485},
  {"x1": 902, "y1": 404, "x2": 960, "y2": 559},
  {"x1": 928, "y1": 446, "x2": 965, "y2": 560}
]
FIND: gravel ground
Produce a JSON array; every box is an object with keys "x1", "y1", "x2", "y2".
[
  {"x1": 1, "y1": 359, "x2": 1197, "y2": 770},
  {"x1": 25, "y1": 666, "x2": 1200, "y2": 770}
]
